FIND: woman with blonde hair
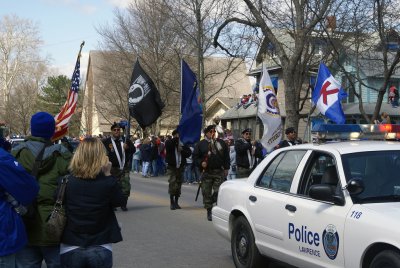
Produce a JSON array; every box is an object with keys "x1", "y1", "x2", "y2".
[{"x1": 60, "y1": 137, "x2": 126, "y2": 268}]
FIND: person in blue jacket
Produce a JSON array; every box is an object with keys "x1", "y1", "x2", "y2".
[{"x1": 0, "y1": 145, "x2": 39, "y2": 267}]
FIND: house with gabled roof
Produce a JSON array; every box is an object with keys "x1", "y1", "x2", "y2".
[{"x1": 220, "y1": 24, "x2": 400, "y2": 142}]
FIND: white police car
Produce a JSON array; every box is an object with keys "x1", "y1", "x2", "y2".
[{"x1": 212, "y1": 124, "x2": 400, "y2": 268}]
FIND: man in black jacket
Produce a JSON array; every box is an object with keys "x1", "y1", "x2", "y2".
[
  {"x1": 165, "y1": 129, "x2": 191, "y2": 210},
  {"x1": 275, "y1": 127, "x2": 302, "y2": 149},
  {"x1": 235, "y1": 128, "x2": 263, "y2": 178},
  {"x1": 103, "y1": 122, "x2": 135, "y2": 211},
  {"x1": 193, "y1": 125, "x2": 230, "y2": 221}
]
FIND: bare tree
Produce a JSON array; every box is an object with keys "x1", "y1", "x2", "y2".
[
  {"x1": 0, "y1": 14, "x2": 45, "y2": 123},
  {"x1": 368, "y1": 0, "x2": 400, "y2": 121},
  {"x1": 6, "y1": 60, "x2": 47, "y2": 135},
  {"x1": 96, "y1": 0, "x2": 253, "y2": 133},
  {"x1": 163, "y1": 0, "x2": 254, "y2": 123},
  {"x1": 214, "y1": 0, "x2": 351, "y2": 130}
]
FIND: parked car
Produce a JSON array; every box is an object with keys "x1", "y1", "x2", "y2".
[{"x1": 212, "y1": 124, "x2": 400, "y2": 268}]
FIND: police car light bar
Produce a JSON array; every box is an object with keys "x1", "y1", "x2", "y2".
[{"x1": 311, "y1": 124, "x2": 400, "y2": 142}]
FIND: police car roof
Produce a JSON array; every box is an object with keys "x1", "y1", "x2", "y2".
[{"x1": 287, "y1": 141, "x2": 400, "y2": 155}]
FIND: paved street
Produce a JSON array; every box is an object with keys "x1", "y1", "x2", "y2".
[
  {"x1": 113, "y1": 172, "x2": 234, "y2": 268},
  {"x1": 112, "y1": 172, "x2": 293, "y2": 268}
]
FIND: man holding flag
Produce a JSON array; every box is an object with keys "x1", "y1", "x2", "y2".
[
  {"x1": 257, "y1": 65, "x2": 282, "y2": 152},
  {"x1": 312, "y1": 62, "x2": 347, "y2": 124}
]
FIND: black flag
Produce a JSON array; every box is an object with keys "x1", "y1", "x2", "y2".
[{"x1": 128, "y1": 60, "x2": 165, "y2": 128}]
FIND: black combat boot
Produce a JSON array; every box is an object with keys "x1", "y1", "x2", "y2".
[
  {"x1": 174, "y1": 195, "x2": 181, "y2": 209},
  {"x1": 170, "y1": 195, "x2": 176, "y2": 210},
  {"x1": 121, "y1": 196, "x2": 128, "y2": 211},
  {"x1": 207, "y1": 208, "x2": 212, "y2": 221}
]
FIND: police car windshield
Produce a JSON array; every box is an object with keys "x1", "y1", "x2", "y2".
[{"x1": 341, "y1": 151, "x2": 400, "y2": 204}]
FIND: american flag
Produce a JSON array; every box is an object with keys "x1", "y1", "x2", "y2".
[{"x1": 52, "y1": 56, "x2": 80, "y2": 141}]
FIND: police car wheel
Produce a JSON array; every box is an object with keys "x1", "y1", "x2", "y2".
[
  {"x1": 370, "y1": 249, "x2": 400, "y2": 268},
  {"x1": 231, "y1": 216, "x2": 264, "y2": 268}
]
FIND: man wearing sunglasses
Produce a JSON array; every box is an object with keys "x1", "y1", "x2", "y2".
[
  {"x1": 275, "y1": 127, "x2": 302, "y2": 149},
  {"x1": 193, "y1": 125, "x2": 230, "y2": 221},
  {"x1": 235, "y1": 128, "x2": 263, "y2": 178},
  {"x1": 103, "y1": 122, "x2": 135, "y2": 211}
]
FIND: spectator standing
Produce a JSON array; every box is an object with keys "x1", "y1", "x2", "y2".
[
  {"x1": 157, "y1": 136, "x2": 166, "y2": 176},
  {"x1": 60, "y1": 138, "x2": 126, "y2": 268},
  {"x1": 131, "y1": 139, "x2": 141, "y2": 173},
  {"x1": 235, "y1": 128, "x2": 262, "y2": 178},
  {"x1": 140, "y1": 138, "x2": 152, "y2": 177},
  {"x1": 165, "y1": 130, "x2": 191, "y2": 210},
  {"x1": 13, "y1": 112, "x2": 72, "y2": 268},
  {"x1": 102, "y1": 122, "x2": 135, "y2": 211},
  {"x1": 0, "y1": 145, "x2": 39, "y2": 268},
  {"x1": 380, "y1": 112, "x2": 391, "y2": 124},
  {"x1": 389, "y1": 85, "x2": 399, "y2": 108},
  {"x1": 193, "y1": 125, "x2": 230, "y2": 221},
  {"x1": 225, "y1": 136, "x2": 236, "y2": 180},
  {"x1": 150, "y1": 136, "x2": 159, "y2": 177},
  {"x1": 183, "y1": 144, "x2": 194, "y2": 184}
]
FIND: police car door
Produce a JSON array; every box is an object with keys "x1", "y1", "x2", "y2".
[
  {"x1": 284, "y1": 151, "x2": 348, "y2": 268},
  {"x1": 249, "y1": 150, "x2": 307, "y2": 261}
]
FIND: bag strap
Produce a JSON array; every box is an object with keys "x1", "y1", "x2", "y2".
[
  {"x1": 54, "y1": 175, "x2": 69, "y2": 208},
  {"x1": 31, "y1": 140, "x2": 52, "y2": 178}
]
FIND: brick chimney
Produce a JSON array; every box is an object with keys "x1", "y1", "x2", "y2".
[{"x1": 326, "y1": 16, "x2": 336, "y2": 33}]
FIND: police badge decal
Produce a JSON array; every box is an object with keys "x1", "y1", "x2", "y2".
[{"x1": 322, "y1": 224, "x2": 339, "y2": 260}]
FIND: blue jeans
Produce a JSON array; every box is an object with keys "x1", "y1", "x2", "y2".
[
  {"x1": 193, "y1": 166, "x2": 201, "y2": 182},
  {"x1": 151, "y1": 160, "x2": 158, "y2": 176},
  {"x1": 0, "y1": 253, "x2": 15, "y2": 268},
  {"x1": 60, "y1": 246, "x2": 112, "y2": 268},
  {"x1": 131, "y1": 159, "x2": 140, "y2": 172},
  {"x1": 184, "y1": 163, "x2": 193, "y2": 183},
  {"x1": 15, "y1": 245, "x2": 60, "y2": 268},
  {"x1": 142, "y1": 161, "x2": 150, "y2": 176}
]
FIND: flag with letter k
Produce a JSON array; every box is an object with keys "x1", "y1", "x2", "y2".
[{"x1": 312, "y1": 62, "x2": 348, "y2": 124}]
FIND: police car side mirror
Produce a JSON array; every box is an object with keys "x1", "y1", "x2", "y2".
[
  {"x1": 309, "y1": 184, "x2": 345, "y2": 206},
  {"x1": 346, "y1": 178, "x2": 364, "y2": 195}
]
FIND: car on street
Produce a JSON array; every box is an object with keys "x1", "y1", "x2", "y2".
[{"x1": 212, "y1": 124, "x2": 400, "y2": 268}]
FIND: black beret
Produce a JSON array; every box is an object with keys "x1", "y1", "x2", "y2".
[
  {"x1": 285, "y1": 127, "x2": 296, "y2": 135},
  {"x1": 203, "y1": 125, "x2": 216, "y2": 134},
  {"x1": 111, "y1": 122, "x2": 121, "y2": 130},
  {"x1": 242, "y1": 128, "x2": 252, "y2": 134}
]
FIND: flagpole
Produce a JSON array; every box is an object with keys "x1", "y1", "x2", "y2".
[
  {"x1": 180, "y1": 59, "x2": 183, "y2": 116},
  {"x1": 255, "y1": 63, "x2": 262, "y2": 139},
  {"x1": 303, "y1": 62, "x2": 322, "y2": 142},
  {"x1": 77, "y1": 41, "x2": 85, "y2": 60}
]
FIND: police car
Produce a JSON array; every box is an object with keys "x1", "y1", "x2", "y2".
[{"x1": 212, "y1": 124, "x2": 400, "y2": 268}]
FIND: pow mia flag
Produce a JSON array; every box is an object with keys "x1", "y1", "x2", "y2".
[{"x1": 128, "y1": 60, "x2": 165, "y2": 128}]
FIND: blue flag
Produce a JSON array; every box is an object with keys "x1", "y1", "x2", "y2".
[
  {"x1": 178, "y1": 60, "x2": 202, "y2": 144},
  {"x1": 312, "y1": 62, "x2": 347, "y2": 124}
]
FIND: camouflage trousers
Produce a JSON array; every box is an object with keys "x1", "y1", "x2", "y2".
[
  {"x1": 236, "y1": 166, "x2": 252, "y2": 179},
  {"x1": 201, "y1": 169, "x2": 225, "y2": 209},
  {"x1": 168, "y1": 166, "x2": 184, "y2": 196},
  {"x1": 111, "y1": 167, "x2": 131, "y2": 197}
]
